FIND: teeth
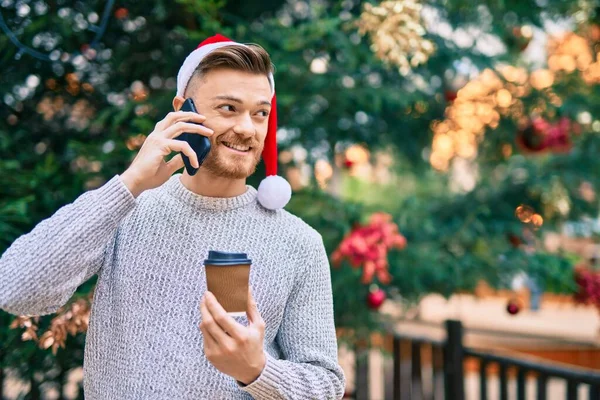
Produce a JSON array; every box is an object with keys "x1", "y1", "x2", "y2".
[{"x1": 223, "y1": 142, "x2": 250, "y2": 152}]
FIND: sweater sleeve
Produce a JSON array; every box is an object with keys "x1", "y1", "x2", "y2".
[
  {"x1": 240, "y1": 233, "x2": 346, "y2": 399},
  {"x1": 0, "y1": 175, "x2": 136, "y2": 316}
]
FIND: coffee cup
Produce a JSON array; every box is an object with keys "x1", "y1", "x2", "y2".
[{"x1": 204, "y1": 251, "x2": 252, "y2": 316}]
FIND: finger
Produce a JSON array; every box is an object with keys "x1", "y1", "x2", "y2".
[
  {"x1": 199, "y1": 319, "x2": 219, "y2": 349},
  {"x1": 200, "y1": 296, "x2": 221, "y2": 344},
  {"x1": 158, "y1": 111, "x2": 206, "y2": 131},
  {"x1": 166, "y1": 153, "x2": 184, "y2": 173},
  {"x1": 205, "y1": 292, "x2": 245, "y2": 340},
  {"x1": 200, "y1": 295, "x2": 234, "y2": 345},
  {"x1": 163, "y1": 139, "x2": 199, "y2": 168},
  {"x1": 161, "y1": 121, "x2": 214, "y2": 140},
  {"x1": 247, "y1": 286, "x2": 261, "y2": 325}
]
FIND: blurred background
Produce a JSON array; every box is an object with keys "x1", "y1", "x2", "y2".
[{"x1": 2, "y1": 0, "x2": 600, "y2": 398}]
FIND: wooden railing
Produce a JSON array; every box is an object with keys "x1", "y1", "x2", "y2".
[{"x1": 350, "y1": 320, "x2": 600, "y2": 400}]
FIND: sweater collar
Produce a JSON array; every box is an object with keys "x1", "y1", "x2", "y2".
[{"x1": 163, "y1": 174, "x2": 257, "y2": 211}]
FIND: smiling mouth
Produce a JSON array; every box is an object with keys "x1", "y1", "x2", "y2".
[{"x1": 221, "y1": 141, "x2": 252, "y2": 153}]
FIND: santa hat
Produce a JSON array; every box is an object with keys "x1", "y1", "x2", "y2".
[{"x1": 176, "y1": 34, "x2": 291, "y2": 210}]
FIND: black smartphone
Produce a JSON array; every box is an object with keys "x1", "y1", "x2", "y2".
[{"x1": 174, "y1": 98, "x2": 211, "y2": 176}]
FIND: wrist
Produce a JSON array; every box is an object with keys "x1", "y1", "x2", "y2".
[
  {"x1": 239, "y1": 353, "x2": 267, "y2": 385},
  {"x1": 120, "y1": 170, "x2": 144, "y2": 198}
]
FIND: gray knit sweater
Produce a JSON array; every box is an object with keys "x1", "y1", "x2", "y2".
[{"x1": 0, "y1": 174, "x2": 345, "y2": 399}]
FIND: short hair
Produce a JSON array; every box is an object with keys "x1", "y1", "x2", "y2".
[{"x1": 185, "y1": 44, "x2": 274, "y2": 96}]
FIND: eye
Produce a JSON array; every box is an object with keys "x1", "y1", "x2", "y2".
[
  {"x1": 257, "y1": 110, "x2": 269, "y2": 117},
  {"x1": 219, "y1": 104, "x2": 235, "y2": 112}
]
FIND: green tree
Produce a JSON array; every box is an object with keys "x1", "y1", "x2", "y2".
[{"x1": 1, "y1": 0, "x2": 598, "y2": 396}]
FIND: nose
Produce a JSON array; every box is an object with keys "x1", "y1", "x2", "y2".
[{"x1": 233, "y1": 113, "x2": 256, "y2": 139}]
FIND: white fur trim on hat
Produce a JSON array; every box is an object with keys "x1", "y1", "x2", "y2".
[
  {"x1": 177, "y1": 42, "x2": 275, "y2": 98},
  {"x1": 257, "y1": 175, "x2": 291, "y2": 210}
]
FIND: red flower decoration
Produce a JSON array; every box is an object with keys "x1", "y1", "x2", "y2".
[
  {"x1": 517, "y1": 117, "x2": 574, "y2": 154},
  {"x1": 332, "y1": 212, "x2": 406, "y2": 284}
]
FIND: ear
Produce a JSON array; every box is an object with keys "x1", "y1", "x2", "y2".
[{"x1": 172, "y1": 95, "x2": 186, "y2": 111}]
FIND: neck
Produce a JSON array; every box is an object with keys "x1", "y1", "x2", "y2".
[{"x1": 180, "y1": 169, "x2": 247, "y2": 198}]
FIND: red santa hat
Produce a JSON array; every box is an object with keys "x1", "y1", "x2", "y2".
[{"x1": 176, "y1": 34, "x2": 292, "y2": 210}]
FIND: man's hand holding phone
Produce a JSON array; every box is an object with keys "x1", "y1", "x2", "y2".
[{"x1": 121, "y1": 111, "x2": 214, "y2": 198}]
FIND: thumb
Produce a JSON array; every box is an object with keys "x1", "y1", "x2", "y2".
[
  {"x1": 166, "y1": 153, "x2": 184, "y2": 174},
  {"x1": 247, "y1": 286, "x2": 261, "y2": 325}
]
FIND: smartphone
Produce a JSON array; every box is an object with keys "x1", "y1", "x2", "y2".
[{"x1": 174, "y1": 98, "x2": 211, "y2": 176}]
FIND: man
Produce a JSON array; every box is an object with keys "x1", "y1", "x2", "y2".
[{"x1": 0, "y1": 34, "x2": 346, "y2": 399}]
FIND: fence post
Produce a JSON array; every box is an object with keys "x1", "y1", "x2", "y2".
[
  {"x1": 443, "y1": 320, "x2": 465, "y2": 400},
  {"x1": 393, "y1": 337, "x2": 401, "y2": 400},
  {"x1": 355, "y1": 344, "x2": 370, "y2": 400},
  {"x1": 0, "y1": 350, "x2": 4, "y2": 400},
  {"x1": 0, "y1": 349, "x2": 4, "y2": 399}
]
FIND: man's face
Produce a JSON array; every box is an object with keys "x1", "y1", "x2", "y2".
[{"x1": 179, "y1": 69, "x2": 272, "y2": 180}]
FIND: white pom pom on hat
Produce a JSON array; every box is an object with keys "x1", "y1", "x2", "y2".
[
  {"x1": 176, "y1": 34, "x2": 292, "y2": 210},
  {"x1": 257, "y1": 175, "x2": 292, "y2": 211}
]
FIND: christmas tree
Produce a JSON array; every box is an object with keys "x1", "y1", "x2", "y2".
[{"x1": 1, "y1": 0, "x2": 599, "y2": 396}]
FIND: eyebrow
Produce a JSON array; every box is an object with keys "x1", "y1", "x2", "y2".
[{"x1": 212, "y1": 95, "x2": 271, "y2": 107}]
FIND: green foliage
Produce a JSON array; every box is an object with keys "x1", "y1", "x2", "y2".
[{"x1": 1, "y1": 0, "x2": 598, "y2": 395}]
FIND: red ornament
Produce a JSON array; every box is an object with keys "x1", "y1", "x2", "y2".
[
  {"x1": 507, "y1": 233, "x2": 522, "y2": 248},
  {"x1": 115, "y1": 7, "x2": 129, "y2": 19},
  {"x1": 444, "y1": 90, "x2": 457, "y2": 102},
  {"x1": 367, "y1": 288, "x2": 386, "y2": 310},
  {"x1": 517, "y1": 118, "x2": 550, "y2": 152},
  {"x1": 506, "y1": 299, "x2": 521, "y2": 315},
  {"x1": 517, "y1": 117, "x2": 573, "y2": 154},
  {"x1": 574, "y1": 266, "x2": 600, "y2": 308}
]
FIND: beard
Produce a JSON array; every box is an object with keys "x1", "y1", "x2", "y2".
[{"x1": 201, "y1": 135, "x2": 263, "y2": 179}]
